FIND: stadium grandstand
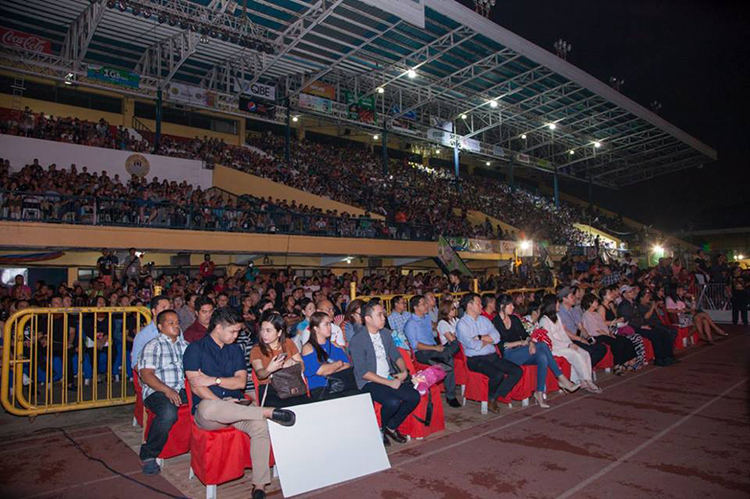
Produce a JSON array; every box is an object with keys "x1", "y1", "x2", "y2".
[{"x1": 0, "y1": 1, "x2": 747, "y2": 498}]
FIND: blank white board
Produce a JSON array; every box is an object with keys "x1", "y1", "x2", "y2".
[{"x1": 268, "y1": 393, "x2": 391, "y2": 497}]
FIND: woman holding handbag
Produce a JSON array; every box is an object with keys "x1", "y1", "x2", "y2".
[
  {"x1": 250, "y1": 311, "x2": 310, "y2": 407},
  {"x1": 302, "y1": 312, "x2": 358, "y2": 400}
]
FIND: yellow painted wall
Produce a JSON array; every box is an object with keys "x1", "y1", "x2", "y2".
[
  {"x1": 0, "y1": 93, "x2": 126, "y2": 126},
  {"x1": 212, "y1": 164, "x2": 383, "y2": 219},
  {"x1": 0, "y1": 222, "x2": 436, "y2": 258}
]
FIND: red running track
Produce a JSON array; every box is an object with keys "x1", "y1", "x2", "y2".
[{"x1": 298, "y1": 327, "x2": 750, "y2": 499}]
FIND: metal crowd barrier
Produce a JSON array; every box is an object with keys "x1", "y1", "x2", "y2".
[
  {"x1": 1, "y1": 306, "x2": 151, "y2": 417},
  {"x1": 696, "y1": 283, "x2": 731, "y2": 311}
]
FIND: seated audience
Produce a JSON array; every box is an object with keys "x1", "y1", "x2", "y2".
[
  {"x1": 348, "y1": 300, "x2": 419, "y2": 446},
  {"x1": 618, "y1": 285, "x2": 676, "y2": 366},
  {"x1": 301, "y1": 312, "x2": 357, "y2": 400},
  {"x1": 456, "y1": 293, "x2": 523, "y2": 413},
  {"x1": 184, "y1": 307, "x2": 296, "y2": 499},
  {"x1": 581, "y1": 293, "x2": 637, "y2": 373}
]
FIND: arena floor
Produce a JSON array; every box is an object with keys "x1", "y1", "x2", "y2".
[{"x1": 3, "y1": 327, "x2": 749, "y2": 499}]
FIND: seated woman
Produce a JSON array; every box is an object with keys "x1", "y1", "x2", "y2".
[
  {"x1": 581, "y1": 293, "x2": 637, "y2": 374},
  {"x1": 250, "y1": 311, "x2": 310, "y2": 407},
  {"x1": 667, "y1": 285, "x2": 727, "y2": 344},
  {"x1": 540, "y1": 294, "x2": 602, "y2": 394},
  {"x1": 342, "y1": 299, "x2": 365, "y2": 343},
  {"x1": 301, "y1": 312, "x2": 358, "y2": 401},
  {"x1": 598, "y1": 286, "x2": 646, "y2": 368},
  {"x1": 494, "y1": 294, "x2": 579, "y2": 408},
  {"x1": 436, "y1": 297, "x2": 458, "y2": 345}
]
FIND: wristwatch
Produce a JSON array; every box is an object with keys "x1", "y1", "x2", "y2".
[{"x1": 215, "y1": 377, "x2": 222, "y2": 386}]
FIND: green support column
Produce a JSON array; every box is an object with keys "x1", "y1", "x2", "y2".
[
  {"x1": 154, "y1": 87, "x2": 162, "y2": 153},
  {"x1": 285, "y1": 97, "x2": 291, "y2": 164}
]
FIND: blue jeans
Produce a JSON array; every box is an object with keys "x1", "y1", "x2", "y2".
[
  {"x1": 139, "y1": 389, "x2": 187, "y2": 460},
  {"x1": 503, "y1": 343, "x2": 562, "y2": 392},
  {"x1": 362, "y1": 381, "x2": 420, "y2": 431}
]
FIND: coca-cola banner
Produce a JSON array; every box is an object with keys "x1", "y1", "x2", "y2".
[{"x1": 0, "y1": 27, "x2": 52, "y2": 54}]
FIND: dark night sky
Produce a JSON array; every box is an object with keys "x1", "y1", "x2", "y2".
[{"x1": 467, "y1": 0, "x2": 750, "y2": 231}]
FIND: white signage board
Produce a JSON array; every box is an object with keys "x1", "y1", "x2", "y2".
[
  {"x1": 235, "y1": 80, "x2": 277, "y2": 101},
  {"x1": 268, "y1": 394, "x2": 390, "y2": 497}
]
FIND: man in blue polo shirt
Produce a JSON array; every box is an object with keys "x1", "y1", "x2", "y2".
[
  {"x1": 183, "y1": 307, "x2": 296, "y2": 499},
  {"x1": 404, "y1": 295, "x2": 461, "y2": 408}
]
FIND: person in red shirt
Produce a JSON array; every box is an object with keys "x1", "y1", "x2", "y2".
[
  {"x1": 184, "y1": 296, "x2": 214, "y2": 343},
  {"x1": 199, "y1": 254, "x2": 215, "y2": 280}
]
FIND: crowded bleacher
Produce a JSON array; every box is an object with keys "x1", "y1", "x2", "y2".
[{"x1": 0, "y1": 108, "x2": 633, "y2": 245}]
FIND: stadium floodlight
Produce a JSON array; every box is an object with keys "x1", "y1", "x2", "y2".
[
  {"x1": 373, "y1": 134, "x2": 379, "y2": 140},
  {"x1": 377, "y1": 87, "x2": 385, "y2": 94},
  {"x1": 460, "y1": 114, "x2": 467, "y2": 120},
  {"x1": 407, "y1": 69, "x2": 417, "y2": 79},
  {"x1": 548, "y1": 123, "x2": 557, "y2": 130},
  {"x1": 652, "y1": 244, "x2": 664, "y2": 254},
  {"x1": 569, "y1": 150, "x2": 575, "y2": 155},
  {"x1": 521, "y1": 134, "x2": 527, "y2": 139},
  {"x1": 292, "y1": 116, "x2": 299, "y2": 122},
  {"x1": 489, "y1": 100, "x2": 498, "y2": 108},
  {"x1": 594, "y1": 141, "x2": 602, "y2": 148},
  {"x1": 520, "y1": 240, "x2": 532, "y2": 251},
  {"x1": 486, "y1": 161, "x2": 491, "y2": 166}
]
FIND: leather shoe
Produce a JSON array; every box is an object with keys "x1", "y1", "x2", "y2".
[
  {"x1": 252, "y1": 488, "x2": 266, "y2": 499},
  {"x1": 488, "y1": 400, "x2": 500, "y2": 414},
  {"x1": 270, "y1": 409, "x2": 296, "y2": 426},
  {"x1": 384, "y1": 427, "x2": 408, "y2": 444},
  {"x1": 447, "y1": 397, "x2": 462, "y2": 408},
  {"x1": 381, "y1": 429, "x2": 391, "y2": 447}
]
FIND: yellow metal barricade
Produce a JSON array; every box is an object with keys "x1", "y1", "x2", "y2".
[{"x1": 1, "y1": 306, "x2": 151, "y2": 417}]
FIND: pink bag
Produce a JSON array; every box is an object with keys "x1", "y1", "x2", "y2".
[{"x1": 411, "y1": 365, "x2": 447, "y2": 395}]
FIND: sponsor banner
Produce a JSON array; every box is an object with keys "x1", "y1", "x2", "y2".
[
  {"x1": 446, "y1": 238, "x2": 519, "y2": 255},
  {"x1": 298, "y1": 93, "x2": 333, "y2": 114},
  {"x1": 492, "y1": 145, "x2": 505, "y2": 158},
  {"x1": 344, "y1": 90, "x2": 377, "y2": 125},
  {"x1": 239, "y1": 96, "x2": 276, "y2": 118},
  {"x1": 430, "y1": 117, "x2": 453, "y2": 132},
  {"x1": 390, "y1": 105, "x2": 416, "y2": 121},
  {"x1": 165, "y1": 82, "x2": 215, "y2": 107},
  {"x1": 302, "y1": 81, "x2": 335, "y2": 100},
  {"x1": 498, "y1": 240, "x2": 517, "y2": 254},
  {"x1": 547, "y1": 245, "x2": 568, "y2": 256},
  {"x1": 438, "y1": 236, "x2": 473, "y2": 277},
  {"x1": 427, "y1": 128, "x2": 453, "y2": 147},
  {"x1": 459, "y1": 136, "x2": 480, "y2": 153},
  {"x1": 536, "y1": 159, "x2": 551, "y2": 168},
  {"x1": 0, "y1": 135, "x2": 212, "y2": 189},
  {"x1": 87, "y1": 65, "x2": 140, "y2": 88},
  {"x1": 235, "y1": 80, "x2": 276, "y2": 101},
  {"x1": 0, "y1": 26, "x2": 52, "y2": 54},
  {"x1": 515, "y1": 153, "x2": 530, "y2": 164}
]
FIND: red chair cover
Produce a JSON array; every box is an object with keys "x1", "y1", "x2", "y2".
[
  {"x1": 546, "y1": 356, "x2": 572, "y2": 392},
  {"x1": 133, "y1": 371, "x2": 144, "y2": 427},
  {"x1": 595, "y1": 343, "x2": 614, "y2": 370},
  {"x1": 459, "y1": 344, "x2": 530, "y2": 405},
  {"x1": 134, "y1": 372, "x2": 191, "y2": 459},
  {"x1": 185, "y1": 380, "x2": 273, "y2": 486},
  {"x1": 397, "y1": 348, "x2": 446, "y2": 438}
]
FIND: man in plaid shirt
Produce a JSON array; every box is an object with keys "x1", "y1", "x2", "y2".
[
  {"x1": 600, "y1": 265, "x2": 621, "y2": 288},
  {"x1": 138, "y1": 309, "x2": 188, "y2": 475}
]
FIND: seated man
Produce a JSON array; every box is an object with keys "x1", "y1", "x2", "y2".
[
  {"x1": 618, "y1": 285, "x2": 676, "y2": 366},
  {"x1": 137, "y1": 310, "x2": 188, "y2": 475},
  {"x1": 183, "y1": 296, "x2": 214, "y2": 343},
  {"x1": 404, "y1": 295, "x2": 461, "y2": 408},
  {"x1": 349, "y1": 300, "x2": 420, "y2": 447},
  {"x1": 184, "y1": 307, "x2": 295, "y2": 499},
  {"x1": 130, "y1": 295, "x2": 173, "y2": 372},
  {"x1": 387, "y1": 295, "x2": 411, "y2": 349},
  {"x1": 456, "y1": 293, "x2": 523, "y2": 414}
]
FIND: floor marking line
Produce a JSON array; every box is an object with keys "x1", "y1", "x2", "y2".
[
  {"x1": 555, "y1": 376, "x2": 749, "y2": 499},
  {"x1": 299, "y1": 334, "x2": 747, "y2": 498}
]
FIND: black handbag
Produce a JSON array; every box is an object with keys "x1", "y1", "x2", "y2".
[{"x1": 318, "y1": 367, "x2": 357, "y2": 399}]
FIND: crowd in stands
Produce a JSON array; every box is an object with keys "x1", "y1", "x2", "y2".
[
  {"x1": 1, "y1": 108, "x2": 639, "y2": 244},
  {"x1": 1, "y1": 242, "x2": 747, "y2": 494}
]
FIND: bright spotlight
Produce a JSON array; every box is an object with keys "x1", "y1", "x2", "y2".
[
  {"x1": 292, "y1": 116, "x2": 299, "y2": 122},
  {"x1": 594, "y1": 141, "x2": 602, "y2": 148},
  {"x1": 520, "y1": 240, "x2": 532, "y2": 251},
  {"x1": 548, "y1": 123, "x2": 557, "y2": 130},
  {"x1": 489, "y1": 100, "x2": 498, "y2": 108},
  {"x1": 461, "y1": 114, "x2": 467, "y2": 120},
  {"x1": 377, "y1": 87, "x2": 385, "y2": 94},
  {"x1": 652, "y1": 244, "x2": 664, "y2": 253},
  {"x1": 569, "y1": 150, "x2": 575, "y2": 155},
  {"x1": 373, "y1": 134, "x2": 379, "y2": 140},
  {"x1": 407, "y1": 69, "x2": 417, "y2": 79},
  {"x1": 486, "y1": 161, "x2": 491, "y2": 166},
  {"x1": 521, "y1": 134, "x2": 527, "y2": 139}
]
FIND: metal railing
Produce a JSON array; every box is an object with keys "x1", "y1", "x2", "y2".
[
  {"x1": 696, "y1": 283, "x2": 731, "y2": 311},
  {"x1": 1, "y1": 306, "x2": 151, "y2": 417},
  {"x1": 0, "y1": 189, "x2": 438, "y2": 241}
]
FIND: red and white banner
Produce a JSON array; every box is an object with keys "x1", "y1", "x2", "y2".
[{"x1": 0, "y1": 27, "x2": 52, "y2": 54}]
